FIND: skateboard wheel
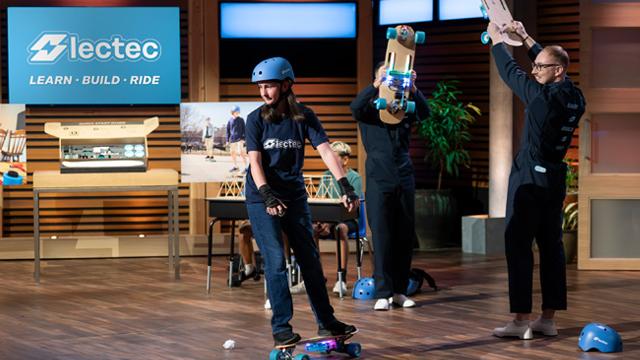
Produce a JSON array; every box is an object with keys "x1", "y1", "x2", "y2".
[
  {"x1": 481, "y1": 31, "x2": 491, "y2": 45},
  {"x1": 386, "y1": 27, "x2": 397, "y2": 40},
  {"x1": 405, "y1": 101, "x2": 416, "y2": 114},
  {"x1": 346, "y1": 343, "x2": 362, "y2": 358},
  {"x1": 269, "y1": 349, "x2": 280, "y2": 360},
  {"x1": 294, "y1": 355, "x2": 310, "y2": 360},
  {"x1": 480, "y1": 4, "x2": 488, "y2": 19},
  {"x1": 415, "y1": 31, "x2": 426, "y2": 45},
  {"x1": 374, "y1": 98, "x2": 387, "y2": 110}
]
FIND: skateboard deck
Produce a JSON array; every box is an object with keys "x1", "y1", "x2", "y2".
[
  {"x1": 480, "y1": 0, "x2": 523, "y2": 46},
  {"x1": 375, "y1": 25, "x2": 426, "y2": 125},
  {"x1": 271, "y1": 331, "x2": 361, "y2": 359}
]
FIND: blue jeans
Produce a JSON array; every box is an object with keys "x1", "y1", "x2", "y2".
[{"x1": 246, "y1": 199, "x2": 336, "y2": 335}]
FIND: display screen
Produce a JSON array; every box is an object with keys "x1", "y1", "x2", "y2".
[
  {"x1": 439, "y1": 0, "x2": 484, "y2": 20},
  {"x1": 220, "y1": 2, "x2": 357, "y2": 38},
  {"x1": 7, "y1": 7, "x2": 181, "y2": 105},
  {"x1": 379, "y1": 0, "x2": 433, "y2": 25}
]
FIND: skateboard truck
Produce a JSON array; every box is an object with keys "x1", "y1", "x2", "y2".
[
  {"x1": 386, "y1": 26, "x2": 426, "y2": 45},
  {"x1": 479, "y1": 0, "x2": 523, "y2": 47}
]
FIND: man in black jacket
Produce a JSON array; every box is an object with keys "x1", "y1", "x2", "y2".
[
  {"x1": 350, "y1": 63, "x2": 430, "y2": 311},
  {"x1": 488, "y1": 21, "x2": 586, "y2": 339}
]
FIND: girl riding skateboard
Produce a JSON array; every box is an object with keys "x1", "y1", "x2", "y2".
[{"x1": 245, "y1": 57, "x2": 359, "y2": 346}]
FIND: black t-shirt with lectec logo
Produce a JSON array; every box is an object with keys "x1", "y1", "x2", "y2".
[{"x1": 245, "y1": 105, "x2": 329, "y2": 204}]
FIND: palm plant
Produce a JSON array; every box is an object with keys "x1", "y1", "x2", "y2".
[{"x1": 418, "y1": 80, "x2": 481, "y2": 190}]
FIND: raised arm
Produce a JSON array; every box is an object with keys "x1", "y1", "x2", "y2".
[
  {"x1": 488, "y1": 22, "x2": 542, "y2": 105},
  {"x1": 350, "y1": 85, "x2": 378, "y2": 123},
  {"x1": 508, "y1": 20, "x2": 542, "y2": 60},
  {"x1": 350, "y1": 65, "x2": 387, "y2": 123}
]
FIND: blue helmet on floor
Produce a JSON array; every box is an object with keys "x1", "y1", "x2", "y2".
[
  {"x1": 251, "y1": 57, "x2": 295, "y2": 83},
  {"x1": 352, "y1": 277, "x2": 375, "y2": 300},
  {"x1": 578, "y1": 323, "x2": 622, "y2": 353}
]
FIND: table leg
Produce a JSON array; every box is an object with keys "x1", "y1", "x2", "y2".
[
  {"x1": 34, "y1": 190, "x2": 40, "y2": 284},
  {"x1": 207, "y1": 218, "x2": 217, "y2": 293},
  {"x1": 167, "y1": 189, "x2": 174, "y2": 271},
  {"x1": 355, "y1": 218, "x2": 362, "y2": 280},
  {"x1": 172, "y1": 189, "x2": 180, "y2": 280},
  {"x1": 228, "y1": 220, "x2": 236, "y2": 287},
  {"x1": 335, "y1": 225, "x2": 343, "y2": 298}
]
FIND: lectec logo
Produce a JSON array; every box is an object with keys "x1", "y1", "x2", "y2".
[{"x1": 28, "y1": 32, "x2": 161, "y2": 64}]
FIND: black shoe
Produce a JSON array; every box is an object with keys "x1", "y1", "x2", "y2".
[
  {"x1": 240, "y1": 268, "x2": 260, "y2": 282},
  {"x1": 273, "y1": 330, "x2": 301, "y2": 346},
  {"x1": 318, "y1": 320, "x2": 357, "y2": 337}
]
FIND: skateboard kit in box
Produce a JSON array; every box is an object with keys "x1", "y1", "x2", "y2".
[{"x1": 44, "y1": 117, "x2": 159, "y2": 173}]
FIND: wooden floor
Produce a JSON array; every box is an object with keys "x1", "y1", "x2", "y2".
[{"x1": 0, "y1": 251, "x2": 637, "y2": 359}]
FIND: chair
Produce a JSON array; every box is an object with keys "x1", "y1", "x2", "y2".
[
  {"x1": 347, "y1": 199, "x2": 374, "y2": 280},
  {"x1": 0, "y1": 129, "x2": 8, "y2": 153},
  {"x1": 2, "y1": 130, "x2": 27, "y2": 162}
]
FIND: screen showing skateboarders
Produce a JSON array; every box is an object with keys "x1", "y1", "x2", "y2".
[
  {"x1": 180, "y1": 101, "x2": 262, "y2": 183},
  {"x1": 227, "y1": 105, "x2": 248, "y2": 174},
  {"x1": 485, "y1": 20, "x2": 586, "y2": 340},
  {"x1": 350, "y1": 27, "x2": 431, "y2": 311},
  {"x1": 244, "y1": 56, "x2": 359, "y2": 349}
]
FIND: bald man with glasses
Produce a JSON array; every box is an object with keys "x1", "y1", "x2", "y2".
[{"x1": 486, "y1": 21, "x2": 586, "y2": 339}]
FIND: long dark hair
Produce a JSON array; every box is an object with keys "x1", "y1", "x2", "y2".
[{"x1": 260, "y1": 80, "x2": 306, "y2": 123}]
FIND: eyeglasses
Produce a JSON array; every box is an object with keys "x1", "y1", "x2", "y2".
[{"x1": 532, "y1": 63, "x2": 561, "y2": 71}]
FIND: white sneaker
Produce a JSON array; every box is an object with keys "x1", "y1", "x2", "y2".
[
  {"x1": 530, "y1": 317, "x2": 558, "y2": 336},
  {"x1": 264, "y1": 299, "x2": 271, "y2": 310},
  {"x1": 493, "y1": 320, "x2": 533, "y2": 340},
  {"x1": 289, "y1": 281, "x2": 306, "y2": 294},
  {"x1": 374, "y1": 298, "x2": 390, "y2": 311},
  {"x1": 332, "y1": 281, "x2": 348, "y2": 294},
  {"x1": 392, "y1": 294, "x2": 416, "y2": 308}
]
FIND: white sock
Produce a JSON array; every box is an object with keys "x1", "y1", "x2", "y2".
[{"x1": 244, "y1": 264, "x2": 255, "y2": 276}]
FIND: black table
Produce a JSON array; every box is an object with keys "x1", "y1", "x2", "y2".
[{"x1": 205, "y1": 197, "x2": 360, "y2": 297}]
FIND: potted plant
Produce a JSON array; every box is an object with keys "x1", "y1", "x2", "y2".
[
  {"x1": 562, "y1": 159, "x2": 579, "y2": 263},
  {"x1": 415, "y1": 80, "x2": 481, "y2": 249},
  {"x1": 562, "y1": 201, "x2": 578, "y2": 263}
]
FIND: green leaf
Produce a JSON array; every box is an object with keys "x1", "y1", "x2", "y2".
[{"x1": 417, "y1": 79, "x2": 480, "y2": 183}]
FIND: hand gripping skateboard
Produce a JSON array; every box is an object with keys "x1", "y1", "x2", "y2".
[
  {"x1": 374, "y1": 25, "x2": 426, "y2": 125},
  {"x1": 270, "y1": 331, "x2": 361, "y2": 359},
  {"x1": 480, "y1": 0, "x2": 523, "y2": 46}
]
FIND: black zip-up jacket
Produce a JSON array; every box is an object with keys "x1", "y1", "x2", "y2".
[
  {"x1": 350, "y1": 85, "x2": 430, "y2": 190},
  {"x1": 492, "y1": 42, "x2": 586, "y2": 189}
]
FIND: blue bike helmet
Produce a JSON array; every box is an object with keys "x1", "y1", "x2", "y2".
[
  {"x1": 230, "y1": 105, "x2": 240, "y2": 113},
  {"x1": 251, "y1": 57, "x2": 295, "y2": 83},
  {"x1": 3, "y1": 170, "x2": 23, "y2": 186},
  {"x1": 578, "y1": 323, "x2": 623, "y2": 353},
  {"x1": 352, "y1": 277, "x2": 375, "y2": 300}
]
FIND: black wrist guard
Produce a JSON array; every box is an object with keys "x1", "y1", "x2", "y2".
[
  {"x1": 258, "y1": 184, "x2": 283, "y2": 209},
  {"x1": 337, "y1": 177, "x2": 359, "y2": 203}
]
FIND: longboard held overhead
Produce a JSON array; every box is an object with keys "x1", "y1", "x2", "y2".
[
  {"x1": 375, "y1": 25, "x2": 426, "y2": 125},
  {"x1": 480, "y1": 0, "x2": 523, "y2": 46}
]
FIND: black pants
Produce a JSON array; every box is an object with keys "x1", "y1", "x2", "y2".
[
  {"x1": 366, "y1": 181, "x2": 415, "y2": 298},
  {"x1": 505, "y1": 183, "x2": 567, "y2": 314}
]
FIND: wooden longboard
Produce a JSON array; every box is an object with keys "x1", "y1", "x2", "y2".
[
  {"x1": 481, "y1": 0, "x2": 522, "y2": 46},
  {"x1": 377, "y1": 25, "x2": 424, "y2": 125}
]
